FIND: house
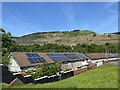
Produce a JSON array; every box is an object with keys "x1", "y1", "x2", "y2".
[
  {"x1": 8, "y1": 52, "x2": 90, "y2": 72},
  {"x1": 86, "y1": 53, "x2": 119, "y2": 67},
  {"x1": 86, "y1": 53, "x2": 118, "y2": 61},
  {"x1": 8, "y1": 52, "x2": 54, "y2": 72}
]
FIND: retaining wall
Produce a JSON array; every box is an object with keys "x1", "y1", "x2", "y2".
[{"x1": 74, "y1": 67, "x2": 88, "y2": 75}]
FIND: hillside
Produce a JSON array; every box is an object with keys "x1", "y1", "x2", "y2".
[
  {"x1": 12, "y1": 30, "x2": 119, "y2": 45},
  {"x1": 2, "y1": 64, "x2": 118, "y2": 88}
]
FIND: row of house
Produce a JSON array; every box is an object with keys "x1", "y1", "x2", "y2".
[
  {"x1": 2, "y1": 52, "x2": 119, "y2": 84},
  {"x1": 8, "y1": 52, "x2": 119, "y2": 72}
]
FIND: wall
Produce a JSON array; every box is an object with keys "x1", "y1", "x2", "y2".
[
  {"x1": 74, "y1": 67, "x2": 88, "y2": 75},
  {"x1": 34, "y1": 70, "x2": 74, "y2": 84},
  {"x1": 34, "y1": 75, "x2": 59, "y2": 84},
  {"x1": 8, "y1": 56, "x2": 21, "y2": 72},
  {"x1": 108, "y1": 58, "x2": 118, "y2": 61},
  {"x1": 13, "y1": 73, "x2": 34, "y2": 84},
  {"x1": 2, "y1": 66, "x2": 15, "y2": 84},
  {"x1": 96, "y1": 61, "x2": 103, "y2": 67},
  {"x1": 73, "y1": 61, "x2": 82, "y2": 70},
  {"x1": 60, "y1": 70, "x2": 74, "y2": 80},
  {"x1": 87, "y1": 63, "x2": 97, "y2": 70},
  {"x1": 62, "y1": 61, "x2": 86, "y2": 71},
  {"x1": 62, "y1": 63, "x2": 72, "y2": 71}
]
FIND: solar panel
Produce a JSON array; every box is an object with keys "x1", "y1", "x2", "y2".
[
  {"x1": 26, "y1": 53, "x2": 33, "y2": 57},
  {"x1": 65, "y1": 54, "x2": 80, "y2": 59},
  {"x1": 31, "y1": 53, "x2": 37, "y2": 57},
  {"x1": 51, "y1": 57, "x2": 56, "y2": 61},
  {"x1": 107, "y1": 53, "x2": 116, "y2": 58},
  {"x1": 77, "y1": 53, "x2": 89, "y2": 59},
  {"x1": 28, "y1": 58, "x2": 36, "y2": 63},
  {"x1": 48, "y1": 53, "x2": 69, "y2": 61},
  {"x1": 37, "y1": 57, "x2": 46, "y2": 62},
  {"x1": 34, "y1": 53, "x2": 41, "y2": 57},
  {"x1": 26, "y1": 53, "x2": 46, "y2": 63}
]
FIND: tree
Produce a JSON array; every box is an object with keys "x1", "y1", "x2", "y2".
[
  {"x1": 108, "y1": 34, "x2": 112, "y2": 38},
  {"x1": 105, "y1": 42, "x2": 110, "y2": 47},
  {"x1": 0, "y1": 28, "x2": 16, "y2": 66},
  {"x1": 104, "y1": 42, "x2": 111, "y2": 53},
  {"x1": 93, "y1": 33, "x2": 96, "y2": 37}
]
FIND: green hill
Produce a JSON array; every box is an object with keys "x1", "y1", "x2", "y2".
[
  {"x1": 2, "y1": 64, "x2": 118, "y2": 88},
  {"x1": 12, "y1": 30, "x2": 119, "y2": 45}
]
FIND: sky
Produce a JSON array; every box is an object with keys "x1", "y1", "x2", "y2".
[{"x1": 2, "y1": 2, "x2": 118, "y2": 37}]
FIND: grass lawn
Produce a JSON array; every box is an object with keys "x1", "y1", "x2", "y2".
[{"x1": 2, "y1": 64, "x2": 118, "y2": 88}]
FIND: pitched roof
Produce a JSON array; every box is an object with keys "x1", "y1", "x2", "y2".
[
  {"x1": 10, "y1": 52, "x2": 87, "y2": 67},
  {"x1": 10, "y1": 78, "x2": 24, "y2": 85},
  {"x1": 11, "y1": 52, "x2": 54, "y2": 67},
  {"x1": 86, "y1": 53, "x2": 119, "y2": 59},
  {"x1": 86, "y1": 53, "x2": 107, "y2": 59},
  {"x1": 10, "y1": 52, "x2": 118, "y2": 67}
]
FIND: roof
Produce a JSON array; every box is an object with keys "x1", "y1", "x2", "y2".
[
  {"x1": 10, "y1": 78, "x2": 24, "y2": 85},
  {"x1": 10, "y1": 52, "x2": 88, "y2": 67},
  {"x1": 86, "y1": 53, "x2": 107, "y2": 59},
  {"x1": 10, "y1": 52, "x2": 54, "y2": 67},
  {"x1": 10, "y1": 52, "x2": 118, "y2": 67},
  {"x1": 86, "y1": 53, "x2": 119, "y2": 59}
]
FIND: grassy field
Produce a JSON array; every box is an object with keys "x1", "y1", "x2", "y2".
[{"x1": 2, "y1": 64, "x2": 118, "y2": 88}]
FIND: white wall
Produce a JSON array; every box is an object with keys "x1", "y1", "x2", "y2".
[
  {"x1": 73, "y1": 62, "x2": 80, "y2": 70},
  {"x1": 82, "y1": 60, "x2": 89, "y2": 66},
  {"x1": 8, "y1": 56, "x2": 21, "y2": 72},
  {"x1": 62, "y1": 61, "x2": 88, "y2": 70},
  {"x1": 62, "y1": 63, "x2": 72, "y2": 70},
  {"x1": 108, "y1": 58, "x2": 118, "y2": 61},
  {"x1": 96, "y1": 61, "x2": 103, "y2": 67}
]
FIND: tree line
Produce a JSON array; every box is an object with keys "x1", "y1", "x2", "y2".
[{"x1": 9, "y1": 42, "x2": 118, "y2": 53}]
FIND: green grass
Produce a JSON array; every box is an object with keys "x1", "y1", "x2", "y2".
[{"x1": 2, "y1": 64, "x2": 118, "y2": 88}]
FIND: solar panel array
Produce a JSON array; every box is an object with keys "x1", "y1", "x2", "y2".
[
  {"x1": 48, "y1": 53, "x2": 89, "y2": 61},
  {"x1": 26, "y1": 53, "x2": 117, "y2": 63},
  {"x1": 107, "y1": 53, "x2": 116, "y2": 58},
  {"x1": 64, "y1": 54, "x2": 80, "y2": 59},
  {"x1": 26, "y1": 53, "x2": 46, "y2": 63},
  {"x1": 77, "y1": 53, "x2": 89, "y2": 59},
  {"x1": 48, "y1": 53, "x2": 69, "y2": 61}
]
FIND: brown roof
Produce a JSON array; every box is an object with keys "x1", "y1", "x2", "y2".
[
  {"x1": 86, "y1": 53, "x2": 118, "y2": 59},
  {"x1": 10, "y1": 78, "x2": 24, "y2": 85},
  {"x1": 38, "y1": 53, "x2": 54, "y2": 63},
  {"x1": 86, "y1": 53, "x2": 107, "y2": 59},
  {"x1": 11, "y1": 52, "x2": 54, "y2": 67},
  {"x1": 11, "y1": 52, "x2": 118, "y2": 67}
]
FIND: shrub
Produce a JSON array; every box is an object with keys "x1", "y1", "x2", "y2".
[{"x1": 31, "y1": 63, "x2": 58, "y2": 79}]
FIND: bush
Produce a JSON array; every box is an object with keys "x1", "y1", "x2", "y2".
[{"x1": 31, "y1": 63, "x2": 58, "y2": 79}]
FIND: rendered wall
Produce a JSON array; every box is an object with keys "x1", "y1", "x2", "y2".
[{"x1": 8, "y1": 56, "x2": 21, "y2": 72}]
